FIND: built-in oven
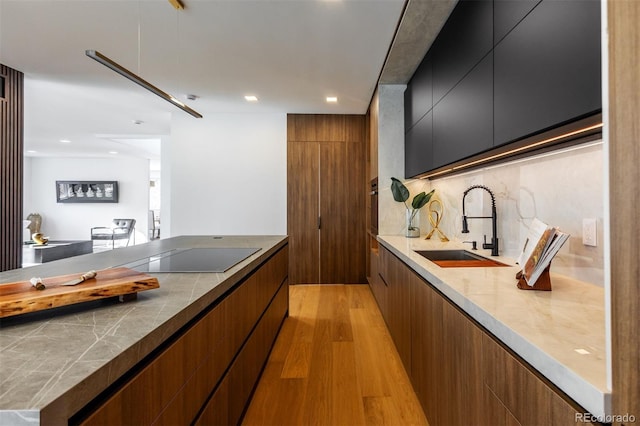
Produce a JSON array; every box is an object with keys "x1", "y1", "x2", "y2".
[{"x1": 370, "y1": 178, "x2": 378, "y2": 235}]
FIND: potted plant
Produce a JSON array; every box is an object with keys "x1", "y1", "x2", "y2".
[{"x1": 391, "y1": 177, "x2": 435, "y2": 238}]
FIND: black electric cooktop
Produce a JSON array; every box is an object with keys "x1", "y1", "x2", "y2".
[{"x1": 121, "y1": 247, "x2": 261, "y2": 273}]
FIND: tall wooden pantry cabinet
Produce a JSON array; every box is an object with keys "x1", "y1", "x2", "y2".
[{"x1": 287, "y1": 114, "x2": 367, "y2": 284}]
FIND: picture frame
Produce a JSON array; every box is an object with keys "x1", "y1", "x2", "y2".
[{"x1": 56, "y1": 181, "x2": 118, "y2": 203}]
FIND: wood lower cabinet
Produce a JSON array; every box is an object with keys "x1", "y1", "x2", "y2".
[
  {"x1": 375, "y1": 246, "x2": 594, "y2": 425},
  {"x1": 483, "y1": 333, "x2": 595, "y2": 426},
  {"x1": 410, "y1": 269, "x2": 444, "y2": 424},
  {"x1": 483, "y1": 386, "x2": 521, "y2": 426},
  {"x1": 79, "y1": 247, "x2": 288, "y2": 425},
  {"x1": 195, "y1": 280, "x2": 289, "y2": 425},
  {"x1": 368, "y1": 245, "x2": 387, "y2": 319},
  {"x1": 410, "y1": 269, "x2": 483, "y2": 425},
  {"x1": 440, "y1": 298, "x2": 484, "y2": 424},
  {"x1": 379, "y1": 245, "x2": 411, "y2": 375}
]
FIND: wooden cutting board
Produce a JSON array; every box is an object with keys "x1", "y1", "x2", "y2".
[{"x1": 0, "y1": 267, "x2": 160, "y2": 318}]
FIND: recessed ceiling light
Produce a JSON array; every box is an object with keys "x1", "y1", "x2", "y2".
[
  {"x1": 109, "y1": 151, "x2": 118, "y2": 155},
  {"x1": 244, "y1": 95, "x2": 258, "y2": 102},
  {"x1": 186, "y1": 94, "x2": 198, "y2": 101},
  {"x1": 27, "y1": 150, "x2": 37, "y2": 153},
  {"x1": 132, "y1": 120, "x2": 144, "y2": 125},
  {"x1": 326, "y1": 96, "x2": 338, "y2": 103},
  {"x1": 60, "y1": 139, "x2": 71, "y2": 143}
]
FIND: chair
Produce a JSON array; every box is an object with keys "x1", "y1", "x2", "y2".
[
  {"x1": 149, "y1": 210, "x2": 160, "y2": 240},
  {"x1": 91, "y1": 218, "x2": 136, "y2": 249}
]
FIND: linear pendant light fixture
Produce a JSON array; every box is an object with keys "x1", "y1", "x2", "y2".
[
  {"x1": 85, "y1": 50, "x2": 202, "y2": 118},
  {"x1": 168, "y1": 0, "x2": 184, "y2": 10}
]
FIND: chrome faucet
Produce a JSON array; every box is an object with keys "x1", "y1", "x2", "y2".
[{"x1": 461, "y1": 185, "x2": 499, "y2": 256}]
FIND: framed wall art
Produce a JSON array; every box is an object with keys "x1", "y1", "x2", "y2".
[{"x1": 56, "y1": 181, "x2": 118, "y2": 203}]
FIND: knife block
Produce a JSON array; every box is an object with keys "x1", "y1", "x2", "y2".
[{"x1": 515, "y1": 265, "x2": 552, "y2": 291}]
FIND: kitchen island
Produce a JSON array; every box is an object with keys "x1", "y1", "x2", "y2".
[
  {"x1": 0, "y1": 235, "x2": 288, "y2": 425},
  {"x1": 376, "y1": 235, "x2": 609, "y2": 422}
]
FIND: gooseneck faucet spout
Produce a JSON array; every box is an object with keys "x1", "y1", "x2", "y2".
[{"x1": 461, "y1": 185, "x2": 499, "y2": 256}]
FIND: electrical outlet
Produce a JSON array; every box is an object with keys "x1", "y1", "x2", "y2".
[{"x1": 582, "y1": 218, "x2": 597, "y2": 247}]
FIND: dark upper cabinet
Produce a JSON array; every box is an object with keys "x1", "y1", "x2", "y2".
[
  {"x1": 493, "y1": 0, "x2": 541, "y2": 44},
  {"x1": 433, "y1": 54, "x2": 493, "y2": 169},
  {"x1": 432, "y1": 0, "x2": 493, "y2": 104},
  {"x1": 494, "y1": 0, "x2": 601, "y2": 146},
  {"x1": 405, "y1": 53, "x2": 433, "y2": 132},
  {"x1": 405, "y1": 110, "x2": 433, "y2": 178},
  {"x1": 404, "y1": 0, "x2": 601, "y2": 177}
]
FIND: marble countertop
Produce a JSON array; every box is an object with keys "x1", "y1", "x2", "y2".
[
  {"x1": 378, "y1": 235, "x2": 609, "y2": 419},
  {"x1": 0, "y1": 235, "x2": 288, "y2": 425}
]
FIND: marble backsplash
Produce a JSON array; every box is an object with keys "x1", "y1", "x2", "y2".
[{"x1": 382, "y1": 141, "x2": 605, "y2": 287}]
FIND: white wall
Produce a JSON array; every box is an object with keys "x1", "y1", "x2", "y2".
[
  {"x1": 25, "y1": 157, "x2": 150, "y2": 242},
  {"x1": 167, "y1": 113, "x2": 287, "y2": 236}
]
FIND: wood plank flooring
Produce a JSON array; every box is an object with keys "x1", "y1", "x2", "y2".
[{"x1": 242, "y1": 284, "x2": 428, "y2": 426}]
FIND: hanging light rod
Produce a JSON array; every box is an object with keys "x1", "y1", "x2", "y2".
[
  {"x1": 85, "y1": 50, "x2": 202, "y2": 118},
  {"x1": 168, "y1": 0, "x2": 184, "y2": 10}
]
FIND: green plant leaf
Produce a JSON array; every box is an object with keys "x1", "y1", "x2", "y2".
[
  {"x1": 411, "y1": 189, "x2": 435, "y2": 210},
  {"x1": 390, "y1": 177, "x2": 410, "y2": 203}
]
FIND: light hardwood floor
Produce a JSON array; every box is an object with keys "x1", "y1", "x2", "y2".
[{"x1": 242, "y1": 284, "x2": 428, "y2": 426}]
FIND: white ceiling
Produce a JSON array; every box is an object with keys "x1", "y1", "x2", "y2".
[{"x1": 0, "y1": 0, "x2": 411, "y2": 161}]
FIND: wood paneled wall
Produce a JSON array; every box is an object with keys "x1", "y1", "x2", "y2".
[
  {"x1": 0, "y1": 64, "x2": 24, "y2": 272},
  {"x1": 609, "y1": 1, "x2": 640, "y2": 423},
  {"x1": 287, "y1": 114, "x2": 367, "y2": 284}
]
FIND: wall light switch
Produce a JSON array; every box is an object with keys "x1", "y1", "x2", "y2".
[{"x1": 582, "y1": 218, "x2": 597, "y2": 247}]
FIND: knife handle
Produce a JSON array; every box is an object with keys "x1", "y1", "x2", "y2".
[{"x1": 82, "y1": 270, "x2": 97, "y2": 281}]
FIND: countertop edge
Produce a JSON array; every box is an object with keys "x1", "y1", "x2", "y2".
[{"x1": 378, "y1": 236, "x2": 610, "y2": 419}]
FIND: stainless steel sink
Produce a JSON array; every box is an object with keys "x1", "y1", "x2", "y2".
[
  {"x1": 414, "y1": 250, "x2": 508, "y2": 267},
  {"x1": 415, "y1": 250, "x2": 484, "y2": 261}
]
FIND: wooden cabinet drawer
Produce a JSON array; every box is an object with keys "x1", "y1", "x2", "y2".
[
  {"x1": 482, "y1": 332, "x2": 595, "y2": 425},
  {"x1": 81, "y1": 298, "x2": 227, "y2": 425},
  {"x1": 379, "y1": 247, "x2": 411, "y2": 374},
  {"x1": 196, "y1": 279, "x2": 288, "y2": 425}
]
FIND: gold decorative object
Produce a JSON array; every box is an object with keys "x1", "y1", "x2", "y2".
[
  {"x1": 32, "y1": 232, "x2": 49, "y2": 245},
  {"x1": 26, "y1": 213, "x2": 42, "y2": 239},
  {"x1": 425, "y1": 199, "x2": 449, "y2": 242}
]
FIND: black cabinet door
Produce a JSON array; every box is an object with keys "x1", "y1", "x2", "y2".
[
  {"x1": 433, "y1": 53, "x2": 493, "y2": 169},
  {"x1": 405, "y1": 53, "x2": 433, "y2": 132},
  {"x1": 494, "y1": 0, "x2": 601, "y2": 147},
  {"x1": 405, "y1": 110, "x2": 433, "y2": 178},
  {"x1": 432, "y1": 0, "x2": 493, "y2": 104},
  {"x1": 493, "y1": 0, "x2": 541, "y2": 45}
]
